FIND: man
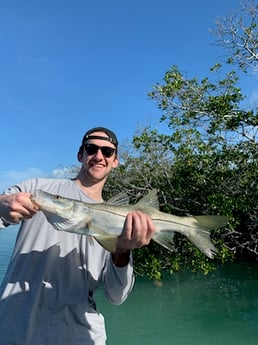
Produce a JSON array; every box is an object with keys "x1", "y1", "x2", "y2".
[{"x1": 0, "y1": 127, "x2": 155, "y2": 345}]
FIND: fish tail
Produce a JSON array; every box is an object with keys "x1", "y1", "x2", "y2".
[
  {"x1": 188, "y1": 215, "x2": 228, "y2": 259},
  {"x1": 153, "y1": 227, "x2": 217, "y2": 258},
  {"x1": 153, "y1": 215, "x2": 228, "y2": 259},
  {"x1": 185, "y1": 227, "x2": 218, "y2": 259}
]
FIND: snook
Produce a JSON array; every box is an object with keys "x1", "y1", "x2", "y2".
[{"x1": 32, "y1": 190, "x2": 228, "y2": 259}]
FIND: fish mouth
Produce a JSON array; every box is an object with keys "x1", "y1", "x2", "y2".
[{"x1": 30, "y1": 195, "x2": 42, "y2": 210}]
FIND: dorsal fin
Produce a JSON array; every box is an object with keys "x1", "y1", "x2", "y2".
[
  {"x1": 136, "y1": 189, "x2": 160, "y2": 209},
  {"x1": 107, "y1": 192, "x2": 129, "y2": 205}
]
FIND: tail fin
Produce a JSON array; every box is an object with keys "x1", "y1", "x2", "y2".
[
  {"x1": 153, "y1": 227, "x2": 217, "y2": 259},
  {"x1": 153, "y1": 215, "x2": 228, "y2": 259},
  {"x1": 187, "y1": 215, "x2": 228, "y2": 259},
  {"x1": 185, "y1": 227, "x2": 218, "y2": 259}
]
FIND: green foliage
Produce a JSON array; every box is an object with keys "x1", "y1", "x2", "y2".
[
  {"x1": 131, "y1": 235, "x2": 235, "y2": 281},
  {"x1": 104, "y1": 60, "x2": 257, "y2": 279},
  {"x1": 103, "y1": 1, "x2": 257, "y2": 278}
]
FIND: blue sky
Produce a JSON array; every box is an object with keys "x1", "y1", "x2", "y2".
[{"x1": 0, "y1": 0, "x2": 256, "y2": 192}]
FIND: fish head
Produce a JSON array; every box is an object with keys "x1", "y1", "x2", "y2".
[
  {"x1": 32, "y1": 190, "x2": 77, "y2": 217},
  {"x1": 32, "y1": 190, "x2": 92, "y2": 232}
]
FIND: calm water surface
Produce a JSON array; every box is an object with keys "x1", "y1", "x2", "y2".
[{"x1": 1, "y1": 226, "x2": 258, "y2": 345}]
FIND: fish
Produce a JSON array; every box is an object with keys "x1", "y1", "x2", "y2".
[{"x1": 31, "y1": 189, "x2": 228, "y2": 259}]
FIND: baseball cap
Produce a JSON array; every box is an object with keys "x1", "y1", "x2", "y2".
[{"x1": 82, "y1": 127, "x2": 118, "y2": 147}]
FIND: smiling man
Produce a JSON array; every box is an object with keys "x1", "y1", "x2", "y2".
[{"x1": 0, "y1": 127, "x2": 155, "y2": 345}]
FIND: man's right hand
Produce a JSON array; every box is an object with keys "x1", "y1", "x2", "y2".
[{"x1": 0, "y1": 192, "x2": 39, "y2": 224}]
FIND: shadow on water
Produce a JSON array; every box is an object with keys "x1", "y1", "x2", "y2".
[{"x1": 1, "y1": 227, "x2": 258, "y2": 345}]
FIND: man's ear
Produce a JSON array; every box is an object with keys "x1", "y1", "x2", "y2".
[
  {"x1": 77, "y1": 152, "x2": 83, "y2": 162},
  {"x1": 112, "y1": 156, "x2": 119, "y2": 168}
]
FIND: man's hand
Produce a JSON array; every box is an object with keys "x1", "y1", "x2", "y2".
[
  {"x1": 0, "y1": 192, "x2": 39, "y2": 224},
  {"x1": 117, "y1": 211, "x2": 155, "y2": 250},
  {"x1": 112, "y1": 211, "x2": 155, "y2": 267}
]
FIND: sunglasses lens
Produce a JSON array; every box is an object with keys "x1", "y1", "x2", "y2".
[
  {"x1": 84, "y1": 144, "x2": 115, "y2": 158},
  {"x1": 84, "y1": 144, "x2": 98, "y2": 155},
  {"x1": 101, "y1": 147, "x2": 115, "y2": 157}
]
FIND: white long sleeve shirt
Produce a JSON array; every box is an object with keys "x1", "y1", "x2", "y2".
[{"x1": 0, "y1": 178, "x2": 135, "y2": 345}]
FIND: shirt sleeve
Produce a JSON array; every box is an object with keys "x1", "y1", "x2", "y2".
[{"x1": 102, "y1": 252, "x2": 135, "y2": 305}]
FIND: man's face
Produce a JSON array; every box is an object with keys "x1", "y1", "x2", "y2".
[{"x1": 80, "y1": 131, "x2": 118, "y2": 183}]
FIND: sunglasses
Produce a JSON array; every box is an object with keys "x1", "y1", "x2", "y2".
[{"x1": 84, "y1": 143, "x2": 116, "y2": 158}]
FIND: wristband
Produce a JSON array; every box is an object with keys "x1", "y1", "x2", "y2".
[{"x1": 1, "y1": 216, "x2": 17, "y2": 226}]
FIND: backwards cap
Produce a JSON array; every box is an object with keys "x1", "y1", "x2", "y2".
[{"x1": 82, "y1": 126, "x2": 118, "y2": 147}]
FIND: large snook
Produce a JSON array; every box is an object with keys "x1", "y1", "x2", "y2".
[{"x1": 32, "y1": 190, "x2": 228, "y2": 259}]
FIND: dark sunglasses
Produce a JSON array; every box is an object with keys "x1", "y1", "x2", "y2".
[{"x1": 84, "y1": 143, "x2": 116, "y2": 158}]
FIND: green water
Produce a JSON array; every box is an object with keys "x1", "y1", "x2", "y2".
[
  {"x1": 97, "y1": 263, "x2": 258, "y2": 345},
  {"x1": 1, "y1": 227, "x2": 258, "y2": 345}
]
